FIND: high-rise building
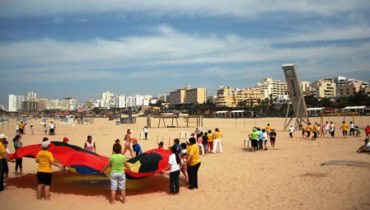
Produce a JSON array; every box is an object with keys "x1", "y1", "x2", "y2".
[
  {"x1": 184, "y1": 87, "x2": 207, "y2": 104},
  {"x1": 8, "y1": 94, "x2": 24, "y2": 112},
  {"x1": 215, "y1": 86, "x2": 236, "y2": 107},
  {"x1": 256, "y1": 78, "x2": 287, "y2": 99},
  {"x1": 337, "y1": 80, "x2": 364, "y2": 97},
  {"x1": 26, "y1": 91, "x2": 37, "y2": 101},
  {"x1": 117, "y1": 95, "x2": 126, "y2": 108},
  {"x1": 235, "y1": 87, "x2": 263, "y2": 107},
  {"x1": 300, "y1": 81, "x2": 311, "y2": 96},
  {"x1": 169, "y1": 89, "x2": 187, "y2": 105},
  {"x1": 126, "y1": 96, "x2": 135, "y2": 107},
  {"x1": 37, "y1": 98, "x2": 49, "y2": 111},
  {"x1": 311, "y1": 79, "x2": 336, "y2": 98},
  {"x1": 101, "y1": 91, "x2": 115, "y2": 108}
]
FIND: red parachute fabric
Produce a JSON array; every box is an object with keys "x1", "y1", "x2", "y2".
[{"x1": 125, "y1": 148, "x2": 171, "y2": 179}]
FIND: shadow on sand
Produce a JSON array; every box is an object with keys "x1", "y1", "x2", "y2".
[{"x1": 6, "y1": 171, "x2": 183, "y2": 200}]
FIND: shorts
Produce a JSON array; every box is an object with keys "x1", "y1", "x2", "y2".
[
  {"x1": 37, "y1": 172, "x2": 52, "y2": 185},
  {"x1": 251, "y1": 139, "x2": 258, "y2": 147},
  {"x1": 111, "y1": 172, "x2": 126, "y2": 191}
]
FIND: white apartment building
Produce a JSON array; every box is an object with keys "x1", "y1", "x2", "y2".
[{"x1": 8, "y1": 94, "x2": 24, "y2": 112}]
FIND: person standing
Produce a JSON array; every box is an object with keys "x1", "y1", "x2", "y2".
[
  {"x1": 340, "y1": 121, "x2": 349, "y2": 138},
  {"x1": 143, "y1": 126, "x2": 149, "y2": 140},
  {"x1": 84, "y1": 135, "x2": 96, "y2": 153},
  {"x1": 250, "y1": 128, "x2": 259, "y2": 151},
  {"x1": 167, "y1": 145, "x2": 181, "y2": 195},
  {"x1": 312, "y1": 123, "x2": 319, "y2": 140},
  {"x1": 330, "y1": 122, "x2": 335, "y2": 137},
  {"x1": 289, "y1": 125, "x2": 294, "y2": 138},
  {"x1": 325, "y1": 121, "x2": 330, "y2": 136},
  {"x1": 0, "y1": 134, "x2": 8, "y2": 191},
  {"x1": 49, "y1": 121, "x2": 56, "y2": 135},
  {"x1": 13, "y1": 135, "x2": 23, "y2": 175},
  {"x1": 305, "y1": 123, "x2": 312, "y2": 139},
  {"x1": 265, "y1": 124, "x2": 272, "y2": 135},
  {"x1": 365, "y1": 125, "x2": 370, "y2": 138},
  {"x1": 102, "y1": 143, "x2": 131, "y2": 204},
  {"x1": 123, "y1": 129, "x2": 134, "y2": 158},
  {"x1": 349, "y1": 121, "x2": 355, "y2": 136},
  {"x1": 207, "y1": 130, "x2": 214, "y2": 153},
  {"x1": 186, "y1": 137, "x2": 201, "y2": 190},
  {"x1": 212, "y1": 128, "x2": 223, "y2": 154},
  {"x1": 269, "y1": 129, "x2": 277, "y2": 149},
  {"x1": 36, "y1": 137, "x2": 61, "y2": 200}
]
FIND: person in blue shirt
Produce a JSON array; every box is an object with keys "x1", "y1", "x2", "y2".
[
  {"x1": 257, "y1": 127, "x2": 263, "y2": 150},
  {"x1": 132, "y1": 139, "x2": 142, "y2": 157}
]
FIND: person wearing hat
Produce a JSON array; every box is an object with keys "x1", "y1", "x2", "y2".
[
  {"x1": 132, "y1": 139, "x2": 142, "y2": 156},
  {"x1": 35, "y1": 137, "x2": 61, "y2": 200},
  {"x1": 0, "y1": 133, "x2": 8, "y2": 191}
]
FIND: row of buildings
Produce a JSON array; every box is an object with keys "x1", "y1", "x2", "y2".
[
  {"x1": 213, "y1": 76, "x2": 369, "y2": 108},
  {"x1": 5, "y1": 76, "x2": 369, "y2": 112},
  {"x1": 8, "y1": 92, "x2": 78, "y2": 112}
]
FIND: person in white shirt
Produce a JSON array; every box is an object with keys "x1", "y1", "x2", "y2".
[
  {"x1": 262, "y1": 129, "x2": 268, "y2": 150},
  {"x1": 143, "y1": 126, "x2": 149, "y2": 140},
  {"x1": 349, "y1": 121, "x2": 355, "y2": 136},
  {"x1": 289, "y1": 125, "x2": 294, "y2": 138},
  {"x1": 325, "y1": 121, "x2": 330, "y2": 136},
  {"x1": 49, "y1": 121, "x2": 56, "y2": 135},
  {"x1": 167, "y1": 145, "x2": 181, "y2": 194}
]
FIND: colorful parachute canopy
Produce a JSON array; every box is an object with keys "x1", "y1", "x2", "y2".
[{"x1": 10, "y1": 142, "x2": 171, "y2": 179}]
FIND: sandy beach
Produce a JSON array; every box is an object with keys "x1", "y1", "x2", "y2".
[{"x1": 0, "y1": 116, "x2": 369, "y2": 210}]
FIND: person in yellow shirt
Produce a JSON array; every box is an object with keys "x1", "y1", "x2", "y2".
[
  {"x1": 340, "y1": 121, "x2": 349, "y2": 138},
  {"x1": 207, "y1": 130, "x2": 214, "y2": 153},
  {"x1": 0, "y1": 134, "x2": 8, "y2": 191},
  {"x1": 212, "y1": 128, "x2": 223, "y2": 153},
  {"x1": 305, "y1": 123, "x2": 313, "y2": 139},
  {"x1": 312, "y1": 123, "x2": 319, "y2": 140},
  {"x1": 36, "y1": 137, "x2": 61, "y2": 200},
  {"x1": 266, "y1": 124, "x2": 272, "y2": 134},
  {"x1": 186, "y1": 137, "x2": 201, "y2": 190}
]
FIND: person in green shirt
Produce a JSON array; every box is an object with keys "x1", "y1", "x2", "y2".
[
  {"x1": 250, "y1": 128, "x2": 259, "y2": 151},
  {"x1": 102, "y1": 143, "x2": 131, "y2": 204}
]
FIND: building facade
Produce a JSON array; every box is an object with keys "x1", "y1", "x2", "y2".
[
  {"x1": 311, "y1": 79, "x2": 337, "y2": 98},
  {"x1": 169, "y1": 86, "x2": 207, "y2": 105},
  {"x1": 8, "y1": 94, "x2": 25, "y2": 112}
]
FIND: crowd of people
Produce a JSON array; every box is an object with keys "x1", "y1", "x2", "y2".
[
  {"x1": 249, "y1": 124, "x2": 277, "y2": 151},
  {"x1": 299, "y1": 121, "x2": 363, "y2": 140}
]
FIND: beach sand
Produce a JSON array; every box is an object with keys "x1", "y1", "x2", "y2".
[{"x1": 0, "y1": 116, "x2": 369, "y2": 210}]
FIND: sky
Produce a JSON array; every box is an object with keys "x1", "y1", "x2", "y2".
[{"x1": 0, "y1": 0, "x2": 370, "y2": 106}]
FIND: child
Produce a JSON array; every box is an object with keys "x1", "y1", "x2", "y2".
[
  {"x1": 167, "y1": 145, "x2": 181, "y2": 195},
  {"x1": 13, "y1": 135, "x2": 23, "y2": 175},
  {"x1": 269, "y1": 129, "x2": 277, "y2": 149},
  {"x1": 202, "y1": 132, "x2": 208, "y2": 154},
  {"x1": 102, "y1": 143, "x2": 131, "y2": 204},
  {"x1": 250, "y1": 128, "x2": 259, "y2": 151},
  {"x1": 179, "y1": 143, "x2": 188, "y2": 181},
  {"x1": 132, "y1": 139, "x2": 142, "y2": 156},
  {"x1": 257, "y1": 127, "x2": 263, "y2": 150},
  {"x1": 306, "y1": 123, "x2": 312, "y2": 139},
  {"x1": 197, "y1": 133, "x2": 205, "y2": 155},
  {"x1": 262, "y1": 129, "x2": 268, "y2": 150},
  {"x1": 289, "y1": 125, "x2": 294, "y2": 138},
  {"x1": 207, "y1": 130, "x2": 214, "y2": 152},
  {"x1": 30, "y1": 125, "x2": 34, "y2": 135},
  {"x1": 36, "y1": 137, "x2": 62, "y2": 200}
]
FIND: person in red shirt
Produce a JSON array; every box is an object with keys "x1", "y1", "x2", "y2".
[{"x1": 365, "y1": 125, "x2": 370, "y2": 138}]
